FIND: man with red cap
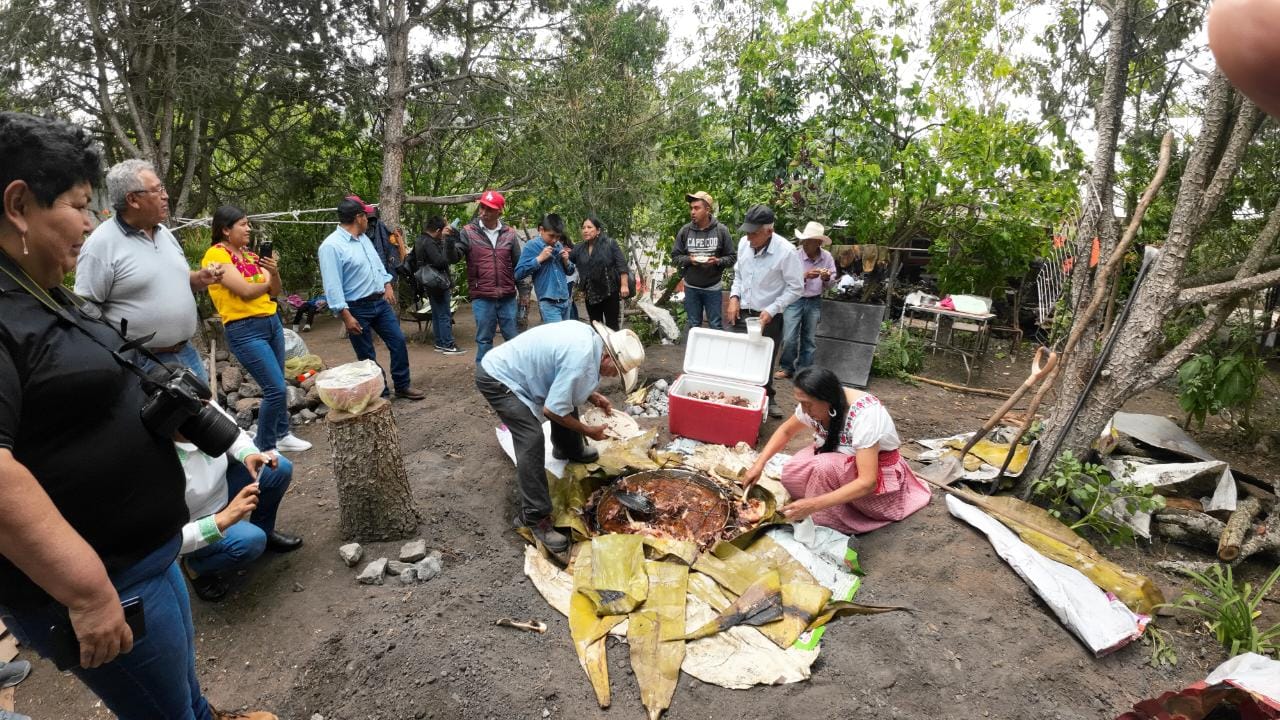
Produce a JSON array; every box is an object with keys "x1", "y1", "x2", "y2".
[{"x1": 452, "y1": 189, "x2": 520, "y2": 361}]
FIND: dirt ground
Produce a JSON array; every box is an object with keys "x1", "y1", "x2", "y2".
[{"x1": 13, "y1": 307, "x2": 1280, "y2": 720}]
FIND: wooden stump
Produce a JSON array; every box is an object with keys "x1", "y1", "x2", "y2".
[{"x1": 326, "y1": 397, "x2": 420, "y2": 541}]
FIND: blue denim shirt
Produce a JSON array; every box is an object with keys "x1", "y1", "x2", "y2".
[
  {"x1": 514, "y1": 237, "x2": 574, "y2": 302},
  {"x1": 318, "y1": 226, "x2": 393, "y2": 313}
]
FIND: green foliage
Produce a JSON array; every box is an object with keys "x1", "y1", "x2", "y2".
[
  {"x1": 872, "y1": 322, "x2": 924, "y2": 380},
  {"x1": 1176, "y1": 328, "x2": 1264, "y2": 433},
  {"x1": 1142, "y1": 624, "x2": 1178, "y2": 668},
  {"x1": 1029, "y1": 451, "x2": 1164, "y2": 546},
  {"x1": 1166, "y1": 564, "x2": 1280, "y2": 658}
]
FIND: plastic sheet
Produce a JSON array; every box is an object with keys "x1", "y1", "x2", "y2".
[{"x1": 315, "y1": 359, "x2": 384, "y2": 414}]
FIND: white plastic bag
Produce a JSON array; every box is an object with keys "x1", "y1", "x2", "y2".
[
  {"x1": 316, "y1": 359, "x2": 385, "y2": 414},
  {"x1": 282, "y1": 328, "x2": 309, "y2": 360}
]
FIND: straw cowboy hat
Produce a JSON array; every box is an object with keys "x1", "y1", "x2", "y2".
[
  {"x1": 794, "y1": 221, "x2": 832, "y2": 246},
  {"x1": 592, "y1": 322, "x2": 645, "y2": 393}
]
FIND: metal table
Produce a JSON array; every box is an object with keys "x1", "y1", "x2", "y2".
[{"x1": 899, "y1": 303, "x2": 996, "y2": 384}]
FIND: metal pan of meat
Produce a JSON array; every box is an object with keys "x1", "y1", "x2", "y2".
[{"x1": 589, "y1": 469, "x2": 776, "y2": 549}]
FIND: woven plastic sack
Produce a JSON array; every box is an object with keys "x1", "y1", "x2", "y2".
[
  {"x1": 316, "y1": 359, "x2": 385, "y2": 414},
  {"x1": 284, "y1": 354, "x2": 324, "y2": 377},
  {"x1": 282, "y1": 328, "x2": 309, "y2": 360}
]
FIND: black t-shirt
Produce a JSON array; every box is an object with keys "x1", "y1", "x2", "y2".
[{"x1": 0, "y1": 272, "x2": 187, "y2": 609}]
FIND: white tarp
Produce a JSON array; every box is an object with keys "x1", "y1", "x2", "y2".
[
  {"x1": 946, "y1": 495, "x2": 1146, "y2": 656},
  {"x1": 1204, "y1": 652, "x2": 1280, "y2": 708},
  {"x1": 496, "y1": 421, "x2": 569, "y2": 478},
  {"x1": 1101, "y1": 456, "x2": 1235, "y2": 537}
]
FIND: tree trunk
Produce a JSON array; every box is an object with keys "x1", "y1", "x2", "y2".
[
  {"x1": 377, "y1": 1, "x2": 410, "y2": 233},
  {"x1": 327, "y1": 397, "x2": 420, "y2": 542}
]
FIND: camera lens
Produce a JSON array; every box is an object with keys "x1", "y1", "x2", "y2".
[{"x1": 179, "y1": 403, "x2": 242, "y2": 457}]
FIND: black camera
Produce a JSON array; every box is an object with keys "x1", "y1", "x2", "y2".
[{"x1": 139, "y1": 366, "x2": 240, "y2": 457}]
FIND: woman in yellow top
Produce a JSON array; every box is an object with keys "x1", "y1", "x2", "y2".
[{"x1": 202, "y1": 206, "x2": 311, "y2": 453}]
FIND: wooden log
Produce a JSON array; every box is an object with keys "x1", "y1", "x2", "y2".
[
  {"x1": 906, "y1": 374, "x2": 1012, "y2": 399},
  {"x1": 1239, "y1": 510, "x2": 1280, "y2": 561},
  {"x1": 1152, "y1": 508, "x2": 1226, "y2": 553},
  {"x1": 326, "y1": 398, "x2": 420, "y2": 542},
  {"x1": 1218, "y1": 496, "x2": 1263, "y2": 562}
]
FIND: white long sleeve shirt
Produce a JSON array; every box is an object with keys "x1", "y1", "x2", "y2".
[
  {"x1": 729, "y1": 233, "x2": 805, "y2": 318},
  {"x1": 176, "y1": 421, "x2": 258, "y2": 555}
]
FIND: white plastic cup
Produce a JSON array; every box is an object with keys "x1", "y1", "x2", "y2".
[{"x1": 745, "y1": 316, "x2": 762, "y2": 340}]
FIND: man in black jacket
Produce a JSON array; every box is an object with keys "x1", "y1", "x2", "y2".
[
  {"x1": 671, "y1": 190, "x2": 735, "y2": 335},
  {"x1": 411, "y1": 216, "x2": 466, "y2": 355}
]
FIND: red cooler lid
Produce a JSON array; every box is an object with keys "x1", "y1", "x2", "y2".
[{"x1": 682, "y1": 328, "x2": 774, "y2": 387}]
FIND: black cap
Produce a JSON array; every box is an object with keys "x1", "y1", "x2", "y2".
[
  {"x1": 737, "y1": 204, "x2": 776, "y2": 233},
  {"x1": 337, "y1": 198, "x2": 367, "y2": 223}
]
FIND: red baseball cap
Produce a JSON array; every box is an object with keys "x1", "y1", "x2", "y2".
[
  {"x1": 478, "y1": 189, "x2": 505, "y2": 211},
  {"x1": 345, "y1": 194, "x2": 376, "y2": 215}
]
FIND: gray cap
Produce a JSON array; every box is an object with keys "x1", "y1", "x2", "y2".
[{"x1": 737, "y1": 204, "x2": 776, "y2": 233}]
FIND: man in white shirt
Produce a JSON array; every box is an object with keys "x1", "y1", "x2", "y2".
[{"x1": 726, "y1": 204, "x2": 804, "y2": 417}]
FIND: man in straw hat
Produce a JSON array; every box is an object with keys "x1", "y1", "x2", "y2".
[
  {"x1": 475, "y1": 320, "x2": 644, "y2": 552},
  {"x1": 778, "y1": 221, "x2": 838, "y2": 379}
]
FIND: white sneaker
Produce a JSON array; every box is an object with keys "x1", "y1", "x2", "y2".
[{"x1": 277, "y1": 433, "x2": 313, "y2": 452}]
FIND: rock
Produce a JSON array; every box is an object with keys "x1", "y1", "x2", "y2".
[
  {"x1": 311, "y1": 714, "x2": 325, "y2": 720},
  {"x1": 654, "y1": 378, "x2": 668, "y2": 390},
  {"x1": 220, "y1": 365, "x2": 243, "y2": 394},
  {"x1": 287, "y1": 385, "x2": 307, "y2": 412},
  {"x1": 215, "y1": 349, "x2": 230, "y2": 361},
  {"x1": 301, "y1": 374, "x2": 318, "y2": 391},
  {"x1": 357, "y1": 558, "x2": 388, "y2": 585},
  {"x1": 399, "y1": 539, "x2": 428, "y2": 562},
  {"x1": 386, "y1": 560, "x2": 414, "y2": 576},
  {"x1": 293, "y1": 582, "x2": 305, "y2": 592},
  {"x1": 239, "y1": 381, "x2": 262, "y2": 399},
  {"x1": 304, "y1": 384, "x2": 321, "y2": 409},
  {"x1": 338, "y1": 543, "x2": 364, "y2": 567},
  {"x1": 315, "y1": 405, "x2": 329, "y2": 417},
  {"x1": 414, "y1": 552, "x2": 443, "y2": 582},
  {"x1": 299, "y1": 408, "x2": 318, "y2": 422},
  {"x1": 235, "y1": 410, "x2": 254, "y2": 429},
  {"x1": 398, "y1": 568, "x2": 417, "y2": 585},
  {"x1": 234, "y1": 397, "x2": 262, "y2": 415},
  {"x1": 226, "y1": 392, "x2": 240, "y2": 407}
]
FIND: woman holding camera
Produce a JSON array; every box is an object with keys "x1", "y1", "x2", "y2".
[
  {"x1": 0, "y1": 113, "x2": 276, "y2": 719},
  {"x1": 202, "y1": 206, "x2": 311, "y2": 454},
  {"x1": 569, "y1": 215, "x2": 630, "y2": 330}
]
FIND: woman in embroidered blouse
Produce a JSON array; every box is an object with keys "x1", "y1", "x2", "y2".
[
  {"x1": 202, "y1": 205, "x2": 311, "y2": 454},
  {"x1": 742, "y1": 366, "x2": 930, "y2": 534}
]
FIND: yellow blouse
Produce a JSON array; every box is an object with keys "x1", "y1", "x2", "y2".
[{"x1": 201, "y1": 244, "x2": 277, "y2": 323}]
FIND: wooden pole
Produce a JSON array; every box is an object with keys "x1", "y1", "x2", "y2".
[{"x1": 326, "y1": 397, "x2": 420, "y2": 541}]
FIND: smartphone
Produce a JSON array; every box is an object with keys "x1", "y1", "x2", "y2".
[
  {"x1": 49, "y1": 596, "x2": 147, "y2": 671},
  {"x1": 257, "y1": 240, "x2": 274, "y2": 258}
]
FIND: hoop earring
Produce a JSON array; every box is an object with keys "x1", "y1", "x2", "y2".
[
  {"x1": 828, "y1": 407, "x2": 838, "y2": 417},
  {"x1": 21, "y1": 233, "x2": 28, "y2": 255}
]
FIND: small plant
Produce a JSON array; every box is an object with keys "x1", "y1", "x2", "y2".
[
  {"x1": 1176, "y1": 349, "x2": 1263, "y2": 432},
  {"x1": 872, "y1": 323, "x2": 924, "y2": 380},
  {"x1": 1165, "y1": 564, "x2": 1280, "y2": 658},
  {"x1": 1029, "y1": 450, "x2": 1165, "y2": 545},
  {"x1": 1142, "y1": 624, "x2": 1178, "y2": 668}
]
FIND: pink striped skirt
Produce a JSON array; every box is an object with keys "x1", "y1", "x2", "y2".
[{"x1": 780, "y1": 446, "x2": 931, "y2": 534}]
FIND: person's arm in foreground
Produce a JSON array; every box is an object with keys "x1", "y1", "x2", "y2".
[
  {"x1": 0, "y1": 450, "x2": 132, "y2": 669},
  {"x1": 740, "y1": 415, "x2": 807, "y2": 489}
]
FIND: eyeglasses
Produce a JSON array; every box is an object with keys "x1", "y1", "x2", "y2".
[{"x1": 129, "y1": 186, "x2": 166, "y2": 196}]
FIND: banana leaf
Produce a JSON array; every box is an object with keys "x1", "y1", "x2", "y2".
[
  {"x1": 595, "y1": 428, "x2": 660, "y2": 476},
  {"x1": 955, "y1": 490, "x2": 1164, "y2": 615},
  {"x1": 629, "y1": 560, "x2": 687, "y2": 720},
  {"x1": 943, "y1": 437, "x2": 1031, "y2": 474},
  {"x1": 681, "y1": 571, "x2": 783, "y2": 640},
  {"x1": 549, "y1": 465, "x2": 606, "y2": 541},
  {"x1": 805, "y1": 599, "x2": 913, "y2": 632},
  {"x1": 642, "y1": 537, "x2": 699, "y2": 565},
  {"x1": 583, "y1": 534, "x2": 648, "y2": 616},
  {"x1": 569, "y1": 546, "x2": 625, "y2": 707}
]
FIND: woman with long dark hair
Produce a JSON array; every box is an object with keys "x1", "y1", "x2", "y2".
[
  {"x1": 568, "y1": 215, "x2": 630, "y2": 329},
  {"x1": 742, "y1": 366, "x2": 930, "y2": 534},
  {"x1": 202, "y1": 206, "x2": 312, "y2": 454}
]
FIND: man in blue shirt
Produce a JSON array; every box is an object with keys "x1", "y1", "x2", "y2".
[
  {"x1": 318, "y1": 198, "x2": 425, "y2": 400},
  {"x1": 514, "y1": 213, "x2": 575, "y2": 324},
  {"x1": 475, "y1": 321, "x2": 644, "y2": 553}
]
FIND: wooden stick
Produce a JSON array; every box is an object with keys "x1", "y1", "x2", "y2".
[
  {"x1": 907, "y1": 374, "x2": 1011, "y2": 399},
  {"x1": 1218, "y1": 496, "x2": 1262, "y2": 562}
]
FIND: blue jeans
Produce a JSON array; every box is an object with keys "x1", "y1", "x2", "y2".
[
  {"x1": 224, "y1": 314, "x2": 289, "y2": 451},
  {"x1": 429, "y1": 290, "x2": 456, "y2": 348},
  {"x1": 683, "y1": 286, "x2": 723, "y2": 331},
  {"x1": 780, "y1": 296, "x2": 823, "y2": 374},
  {"x1": 539, "y1": 298, "x2": 570, "y2": 323},
  {"x1": 184, "y1": 455, "x2": 292, "y2": 576},
  {"x1": 141, "y1": 341, "x2": 208, "y2": 385},
  {"x1": 472, "y1": 295, "x2": 518, "y2": 363},
  {"x1": 346, "y1": 296, "x2": 412, "y2": 394},
  {"x1": 0, "y1": 538, "x2": 212, "y2": 720}
]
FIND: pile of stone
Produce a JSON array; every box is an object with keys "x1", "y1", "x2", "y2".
[
  {"x1": 342, "y1": 538, "x2": 443, "y2": 586},
  {"x1": 213, "y1": 350, "x2": 327, "y2": 432},
  {"x1": 627, "y1": 378, "x2": 670, "y2": 418}
]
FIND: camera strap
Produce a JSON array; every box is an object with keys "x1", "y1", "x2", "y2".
[{"x1": 0, "y1": 248, "x2": 170, "y2": 386}]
